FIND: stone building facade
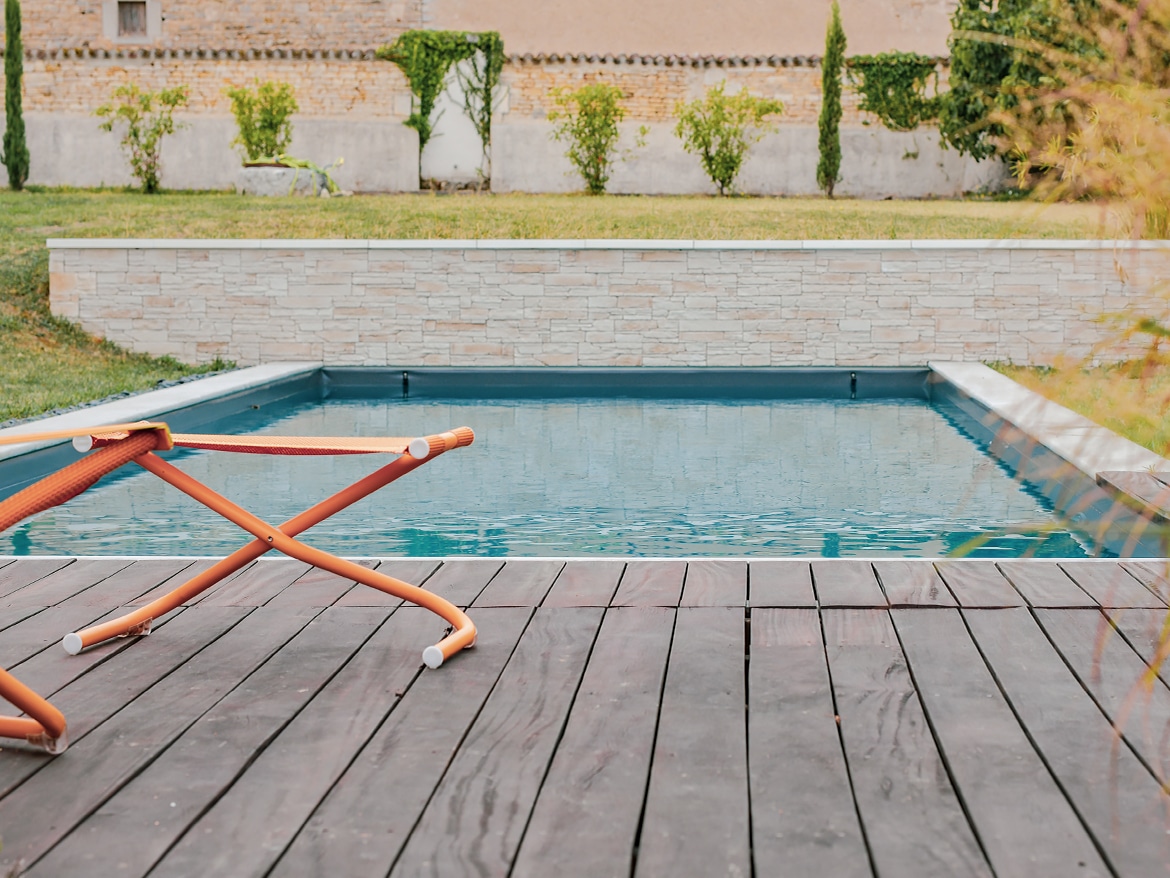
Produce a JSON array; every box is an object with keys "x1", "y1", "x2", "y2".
[{"x1": 2, "y1": 1, "x2": 1000, "y2": 195}]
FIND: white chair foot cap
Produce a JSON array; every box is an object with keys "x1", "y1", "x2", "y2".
[
  {"x1": 408, "y1": 438, "x2": 431, "y2": 460},
  {"x1": 422, "y1": 645, "x2": 444, "y2": 669},
  {"x1": 62, "y1": 633, "x2": 83, "y2": 655}
]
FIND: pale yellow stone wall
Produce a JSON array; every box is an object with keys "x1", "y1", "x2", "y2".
[
  {"x1": 429, "y1": 0, "x2": 957, "y2": 57},
  {"x1": 21, "y1": 56, "x2": 410, "y2": 117},
  {"x1": 16, "y1": 0, "x2": 422, "y2": 51},
  {"x1": 503, "y1": 61, "x2": 867, "y2": 125},
  {"x1": 48, "y1": 242, "x2": 1170, "y2": 368}
]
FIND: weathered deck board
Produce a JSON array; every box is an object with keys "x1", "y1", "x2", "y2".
[
  {"x1": 748, "y1": 608, "x2": 870, "y2": 876},
  {"x1": 635, "y1": 607, "x2": 751, "y2": 878},
  {"x1": 410, "y1": 557, "x2": 503, "y2": 607},
  {"x1": 389, "y1": 607, "x2": 603, "y2": 876},
  {"x1": 541, "y1": 559, "x2": 626, "y2": 607},
  {"x1": 934, "y1": 560, "x2": 1025, "y2": 607},
  {"x1": 27, "y1": 606, "x2": 394, "y2": 878},
  {"x1": 813, "y1": 560, "x2": 886, "y2": 607},
  {"x1": 473, "y1": 558, "x2": 566, "y2": 606},
  {"x1": 0, "y1": 558, "x2": 72, "y2": 599},
  {"x1": 681, "y1": 559, "x2": 747, "y2": 606},
  {"x1": 611, "y1": 559, "x2": 687, "y2": 606},
  {"x1": 126, "y1": 558, "x2": 222, "y2": 606},
  {"x1": 146, "y1": 607, "x2": 431, "y2": 878},
  {"x1": 891, "y1": 607, "x2": 1111, "y2": 877},
  {"x1": 1060, "y1": 561, "x2": 1166, "y2": 608},
  {"x1": 823, "y1": 609, "x2": 990, "y2": 877},
  {"x1": 332, "y1": 557, "x2": 440, "y2": 606},
  {"x1": 1103, "y1": 607, "x2": 1170, "y2": 676},
  {"x1": 198, "y1": 558, "x2": 312, "y2": 606},
  {"x1": 965, "y1": 608, "x2": 1170, "y2": 874},
  {"x1": 2, "y1": 558, "x2": 134, "y2": 608},
  {"x1": 268, "y1": 607, "x2": 532, "y2": 878},
  {"x1": 0, "y1": 605, "x2": 299, "y2": 870},
  {"x1": 511, "y1": 607, "x2": 675, "y2": 876},
  {"x1": 264, "y1": 558, "x2": 381, "y2": 609},
  {"x1": 872, "y1": 559, "x2": 956, "y2": 607},
  {"x1": 749, "y1": 560, "x2": 816, "y2": 607},
  {"x1": 1033, "y1": 608, "x2": 1170, "y2": 784},
  {"x1": 996, "y1": 560, "x2": 1096, "y2": 608},
  {"x1": 0, "y1": 557, "x2": 1167, "y2": 877},
  {"x1": 0, "y1": 605, "x2": 185, "y2": 707},
  {"x1": 1120, "y1": 560, "x2": 1170, "y2": 605}
]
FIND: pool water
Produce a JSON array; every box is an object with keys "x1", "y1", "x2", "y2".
[{"x1": 0, "y1": 398, "x2": 1091, "y2": 558}]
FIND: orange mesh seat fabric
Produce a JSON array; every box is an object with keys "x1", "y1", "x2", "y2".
[{"x1": 169, "y1": 434, "x2": 413, "y2": 455}]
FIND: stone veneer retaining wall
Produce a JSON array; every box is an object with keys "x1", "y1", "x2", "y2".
[{"x1": 48, "y1": 240, "x2": 1170, "y2": 367}]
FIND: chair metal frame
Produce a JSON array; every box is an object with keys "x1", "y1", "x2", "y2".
[{"x1": 0, "y1": 421, "x2": 477, "y2": 753}]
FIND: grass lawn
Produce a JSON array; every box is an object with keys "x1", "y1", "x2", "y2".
[
  {"x1": 997, "y1": 361, "x2": 1170, "y2": 458},
  {"x1": 0, "y1": 188, "x2": 1148, "y2": 440}
]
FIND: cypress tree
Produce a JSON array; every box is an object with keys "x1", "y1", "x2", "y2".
[
  {"x1": 817, "y1": 0, "x2": 846, "y2": 198},
  {"x1": 2, "y1": 0, "x2": 29, "y2": 190}
]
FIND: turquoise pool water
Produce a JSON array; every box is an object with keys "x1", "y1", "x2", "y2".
[{"x1": 0, "y1": 398, "x2": 1091, "y2": 558}]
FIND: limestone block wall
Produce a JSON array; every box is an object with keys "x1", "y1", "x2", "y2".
[
  {"x1": 16, "y1": 0, "x2": 421, "y2": 51},
  {"x1": 48, "y1": 240, "x2": 1170, "y2": 368}
]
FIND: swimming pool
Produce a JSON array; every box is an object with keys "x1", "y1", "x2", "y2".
[{"x1": 0, "y1": 395, "x2": 1091, "y2": 558}]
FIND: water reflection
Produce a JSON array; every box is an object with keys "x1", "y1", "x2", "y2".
[{"x1": 0, "y1": 399, "x2": 1093, "y2": 558}]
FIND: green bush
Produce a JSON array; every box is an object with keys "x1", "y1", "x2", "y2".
[
  {"x1": 673, "y1": 82, "x2": 782, "y2": 196},
  {"x1": 95, "y1": 84, "x2": 189, "y2": 194},
  {"x1": 548, "y1": 82, "x2": 633, "y2": 195},
  {"x1": 847, "y1": 52, "x2": 941, "y2": 132},
  {"x1": 817, "y1": 0, "x2": 847, "y2": 198},
  {"x1": 2, "y1": 0, "x2": 29, "y2": 190},
  {"x1": 225, "y1": 80, "x2": 298, "y2": 163}
]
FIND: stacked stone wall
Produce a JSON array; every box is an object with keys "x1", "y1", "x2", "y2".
[
  {"x1": 48, "y1": 241, "x2": 1170, "y2": 368},
  {"x1": 20, "y1": 55, "x2": 410, "y2": 118},
  {"x1": 504, "y1": 59, "x2": 866, "y2": 125},
  {"x1": 13, "y1": 1, "x2": 422, "y2": 51}
]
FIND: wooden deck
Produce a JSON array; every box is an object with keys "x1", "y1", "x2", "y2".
[{"x1": 1, "y1": 556, "x2": 1169, "y2": 877}]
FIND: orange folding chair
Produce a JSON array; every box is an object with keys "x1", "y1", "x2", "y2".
[{"x1": 0, "y1": 421, "x2": 477, "y2": 753}]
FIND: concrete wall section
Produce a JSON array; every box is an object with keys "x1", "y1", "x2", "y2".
[
  {"x1": 493, "y1": 122, "x2": 1007, "y2": 197},
  {"x1": 48, "y1": 240, "x2": 1170, "y2": 368},
  {"x1": 10, "y1": 113, "x2": 419, "y2": 192}
]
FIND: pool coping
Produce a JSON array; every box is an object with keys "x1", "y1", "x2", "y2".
[{"x1": 0, "y1": 363, "x2": 321, "y2": 462}]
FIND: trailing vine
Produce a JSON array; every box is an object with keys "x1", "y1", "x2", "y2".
[
  {"x1": 377, "y1": 29, "x2": 504, "y2": 178},
  {"x1": 454, "y1": 31, "x2": 504, "y2": 180},
  {"x1": 847, "y1": 52, "x2": 942, "y2": 132}
]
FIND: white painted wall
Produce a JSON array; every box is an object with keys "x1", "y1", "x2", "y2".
[
  {"x1": 420, "y1": 62, "x2": 489, "y2": 185},
  {"x1": 7, "y1": 113, "x2": 419, "y2": 192},
  {"x1": 493, "y1": 121, "x2": 1008, "y2": 197}
]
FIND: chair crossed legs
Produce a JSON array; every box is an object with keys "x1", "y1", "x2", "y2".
[{"x1": 0, "y1": 421, "x2": 477, "y2": 753}]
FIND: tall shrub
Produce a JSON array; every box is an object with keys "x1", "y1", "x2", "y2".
[
  {"x1": 817, "y1": 0, "x2": 847, "y2": 198},
  {"x1": 95, "y1": 84, "x2": 189, "y2": 193},
  {"x1": 673, "y1": 82, "x2": 783, "y2": 195},
  {"x1": 548, "y1": 82, "x2": 631, "y2": 195},
  {"x1": 225, "y1": 80, "x2": 298, "y2": 162},
  {"x1": 2, "y1": 0, "x2": 29, "y2": 190}
]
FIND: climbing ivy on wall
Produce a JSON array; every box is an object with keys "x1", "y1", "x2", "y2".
[
  {"x1": 454, "y1": 31, "x2": 505, "y2": 178},
  {"x1": 847, "y1": 52, "x2": 942, "y2": 132},
  {"x1": 377, "y1": 29, "x2": 504, "y2": 173}
]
